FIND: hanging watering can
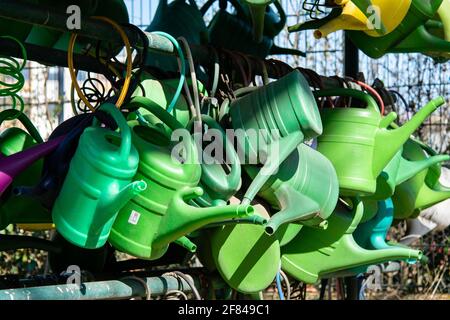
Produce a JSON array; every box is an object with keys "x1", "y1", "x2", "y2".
[
  {"x1": 240, "y1": 0, "x2": 275, "y2": 42},
  {"x1": 315, "y1": 88, "x2": 444, "y2": 196},
  {"x1": 0, "y1": 0, "x2": 39, "y2": 42},
  {"x1": 346, "y1": 0, "x2": 448, "y2": 59},
  {"x1": 243, "y1": 143, "x2": 339, "y2": 235},
  {"x1": 392, "y1": 139, "x2": 450, "y2": 220},
  {"x1": 109, "y1": 97, "x2": 253, "y2": 260},
  {"x1": 228, "y1": 71, "x2": 323, "y2": 209},
  {"x1": 145, "y1": 0, "x2": 208, "y2": 72},
  {"x1": 0, "y1": 109, "x2": 50, "y2": 230},
  {"x1": 207, "y1": 9, "x2": 305, "y2": 58},
  {"x1": 281, "y1": 198, "x2": 423, "y2": 284},
  {"x1": 197, "y1": 200, "x2": 281, "y2": 294},
  {"x1": 52, "y1": 103, "x2": 146, "y2": 249}
]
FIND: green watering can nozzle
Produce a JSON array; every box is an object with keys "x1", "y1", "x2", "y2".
[
  {"x1": 175, "y1": 236, "x2": 197, "y2": 253},
  {"x1": 101, "y1": 180, "x2": 147, "y2": 214},
  {"x1": 319, "y1": 220, "x2": 329, "y2": 230}
]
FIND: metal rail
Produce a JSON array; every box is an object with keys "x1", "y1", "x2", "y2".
[{"x1": 0, "y1": 274, "x2": 195, "y2": 300}]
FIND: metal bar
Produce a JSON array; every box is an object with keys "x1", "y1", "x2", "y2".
[
  {"x1": 0, "y1": 275, "x2": 194, "y2": 300},
  {"x1": 0, "y1": 235, "x2": 61, "y2": 254},
  {"x1": 344, "y1": 32, "x2": 359, "y2": 78}
]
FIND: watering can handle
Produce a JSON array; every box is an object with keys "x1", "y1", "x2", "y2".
[
  {"x1": 200, "y1": 0, "x2": 248, "y2": 20},
  {"x1": 272, "y1": 0, "x2": 287, "y2": 32},
  {"x1": 313, "y1": 88, "x2": 380, "y2": 113},
  {"x1": 95, "y1": 103, "x2": 132, "y2": 161},
  {"x1": 0, "y1": 109, "x2": 43, "y2": 144}
]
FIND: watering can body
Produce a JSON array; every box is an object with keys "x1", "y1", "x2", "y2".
[
  {"x1": 0, "y1": 109, "x2": 51, "y2": 230},
  {"x1": 52, "y1": 104, "x2": 145, "y2": 249},
  {"x1": 109, "y1": 97, "x2": 253, "y2": 260},
  {"x1": 145, "y1": 0, "x2": 207, "y2": 72},
  {"x1": 197, "y1": 200, "x2": 281, "y2": 294},
  {"x1": 244, "y1": 143, "x2": 339, "y2": 234},
  {"x1": 281, "y1": 199, "x2": 423, "y2": 284},
  {"x1": 316, "y1": 89, "x2": 444, "y2": 197},
  {"x1": 0, "y1": 0, "x2": 38, "y2": 42}
]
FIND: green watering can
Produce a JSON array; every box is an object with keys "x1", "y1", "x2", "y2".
[
  {"x1": 0, "y1": 0, "x2": 38, "y2": 42},
  {"x1": 109, "y1": 97, "x2": 253, "y2": 260},
  {"x1": 367, "y1": 141, "x2": 450, "y2": 200},
  {"x1": 240, "y1": 0, "x2": 275, "y2": 42},
  {"x1": 207, "y1": 8, "x2": 304, "y2": 58},
  {"x1": 316, "y1": 88, "x2": 444, "y2": 197},
  {"x1": 281, "y1": 198, "x2": 423, "y2": 284},
  {"x1": 52, "y1": 103, "x2": 146, "y2": 249},
  {"x1": 392, "y1": 139, "x2": 450, "y2": 220},
  {"x1": 244, "y1": 143, "x2": 339, "y2": 235},
  {"x1": 228, "y1": 71, "x2": 323, "y2": 208},
  {"x1": 145, "y1": 0, "x2": 207, "y2": 72},
  {"x1": 347, "y1": 0, "x2": 449, "y2": 59},
  {"x1": 197, "y1": 201, "x2": 281, "y2": 294},
  {"x1": 0, "y1": 109, "x2": 50, "y2": 230}
]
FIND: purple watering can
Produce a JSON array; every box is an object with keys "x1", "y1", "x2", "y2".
[{"x1": 0, "y1": 136, "x2": 65, "y2": 196}]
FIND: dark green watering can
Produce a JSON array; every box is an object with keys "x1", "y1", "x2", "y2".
[
  {"x1": 197, "y1": 201, "x2": 281, "y2": 294},
  {"x1": 52, "y1": 103, "x2": 146, "y2": 249},
  {"x1": 109, "y1": 97, "x2": 254, "y2": 260},
  {"x1": 316, "y1": 88, "x2": 444, "y2": 196},
  {"x1": 281, "y1": 198, "x2": 423, "y2": 284},
  {"x1": 0, "y1": 109, "x2": 50, "y2": 230},
  {"x1": 240, "y1": 0, "x2": 275, "y2": 42},
  {"x1": 207, "y1": 7, "x2": 304, "y2": 58},
  {"x1": 229, "y1": 71, "x2": 323, "y2": 209},
  {"x1": 0, "y1": 0, "x2": 38, "y2": 42},
  {"x1": 145, "y1": 0, "x2": 207, "y2": 72},
  {"x1": 347, "y1": 0, "x2": 449, "y2": 59},
  {"x1": 392, "y1": 139, "x2": 450, "y2": 220},
  {"x1": 244, "y1": 143, "x2": 339, "y2": 235}
]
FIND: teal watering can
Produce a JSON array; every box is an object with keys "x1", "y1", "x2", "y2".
[
  {"x1": 0, "y1": 109, "x2": 51, "y2": 230},
  {"x1": 315, "y1": 88, "x2": 445, "y2": 196},
  {"x1": 52, "y1": 103, "x2": 146, "y2": 249},
  {"x1": 243, "y1": 143, "x2": 339, "y2": 236},
  {"x1": 281, "y1": 198, "x2": 423, "y2": 284},
  {"x1": 197, "y1": 201, "x2": 281, "y2": 294},
  {"x1": 109, "y1": 97, "x2": 254, "y2": 260},
  {"x1": 392, "y1": 139, "x2": 450, "y2": 220},
  {"x1": 145, "y1": 0, "x2": 207, "y2": 72}
]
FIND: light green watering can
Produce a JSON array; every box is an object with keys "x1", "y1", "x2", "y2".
[
  {"x1": 392, "y1": 139, "x2": 450, "y2": 220},
  {"x1": 315, "y1": 88, "x2": 445, "y2": 197},
  {"x1": 52, "y1": 103, "x2": 146, "y2": 249},
  {"x1": 229, "y1": 70, "x2": 323, "y2": 208},
  {"x1": 0, "y1": 109, "x2": 50, "y2": 230},
  {"x1": 244, "y1": 143, "x2": 339, "y2": 236},
  {"x1": 197, "y1": 201, "x2": 281, "y2": 294},
  {"x1": 109, "y1": 97, "x2": 254, "y2": 260},
  {"x1": 281, "y1": 198, "x2": 423, "y2": 284}
]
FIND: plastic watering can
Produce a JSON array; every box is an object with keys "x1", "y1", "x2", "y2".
[
  {"x1": 392, "y1": 139, "x2": 450, "y2": 220},
  {"x1": 240, "y1": 0, "x2": 275, "y2": 42},
  {"x1": 145, "y1": 0, "x2": 207, "y2": 72},
  {"x1": 244, "y1": 143, "x2": 339, "y2": 235},
  {"x1": 0, "y1": 0, "x2": 38, "y2": 42},
  {"x1": 315, "y1": 88, "x2": 444, "y2": 196},
  {"x1": 207, "y1": 9, "x2": 305, "y2": 58},
  {"x1": 52, "y1": 103, "x2": 146, "y2": 249},
  {"x1": 346, "y1": 0, "x2": 447, "y2": 59},
  {"x1": 0, "y1": 109, "x2": 50, "y2": 229},
  {"x1": 109, "y1": 97, "x2": 253, "y2": 260},
  {"x1": 281, "y1": 199, "x2": 423, "y2": 284},
  {"x1": 197, "y1": 201, "x2": 281, "y2": 294}
]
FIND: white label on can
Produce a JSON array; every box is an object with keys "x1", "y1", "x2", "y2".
[{"x1": 128, "y1": 210, "x2": 141, "y2": 225}]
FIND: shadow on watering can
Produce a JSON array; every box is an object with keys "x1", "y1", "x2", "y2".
[
  {"x1": 281, "y1": 199, "x2": 423, "y2": 284},
  {"x1": 392, "y1": 139, "x2": 450, "y2": 220},
  {"x1": 52, "y1": 103, "x2": 147, "y2": 250},
  {"x1": 109, "y1": 97, "x2": 254, "y2": 260},
  {"x1": 315, "y1": 88, "x2": 445, "y2": 197}
]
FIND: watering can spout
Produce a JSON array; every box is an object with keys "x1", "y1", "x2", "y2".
[
  {"x1": 415, "y1": 185, "x2": 450, "y2": 210},
  {"x1": 397, "y1": 154, "x2": 450, "y2": 185},
  {"x1": 264, "y1": 184, "x2": 321, "y2": 236},
  {"x1": 374, "y1": 97, "x2": 445, "y2": 175},
  {"x1": 154, "y1": 186, "x2": 254, "y2": 247},
  {"x1": 101, "y1": 180, "x2": 147, "y2": 214}
]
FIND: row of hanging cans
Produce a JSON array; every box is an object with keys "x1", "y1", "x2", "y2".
[
  {"x1": 0, "y1": 0, "x2": 450, "y2": 294},
  {"x1": 1, "y1": 68, "x2": 448, "y2": 294}
]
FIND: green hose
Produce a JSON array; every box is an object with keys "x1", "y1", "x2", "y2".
[{"x1": 0, "y1": 36, "x2": 27, "y2": 113}]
